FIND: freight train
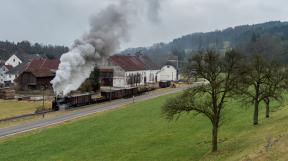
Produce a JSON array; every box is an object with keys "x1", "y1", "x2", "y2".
[{"x1": 52, "y1": 86, "x2": 149, "y2": 111}]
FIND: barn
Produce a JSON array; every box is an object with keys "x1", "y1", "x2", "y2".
[{"x1": 16, "y1": 59, "x2": 60, "y2": 90}]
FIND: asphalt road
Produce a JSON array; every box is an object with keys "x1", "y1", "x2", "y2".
[{"x1": 0, "y1": 85, "x2": 196, "y2": 138}]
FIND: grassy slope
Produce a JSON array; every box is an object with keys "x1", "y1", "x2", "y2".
[{"x1": 0, "y1": 93, "x2": 288, "y2": 161}]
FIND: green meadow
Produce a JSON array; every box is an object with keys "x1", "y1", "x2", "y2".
[{"x1": 1, "y1": 93, "x2": 288, "y2": 161}]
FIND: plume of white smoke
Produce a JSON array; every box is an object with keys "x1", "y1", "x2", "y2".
[{"x1": 51, "y1": 0, "x2": 162, "y2": 96}]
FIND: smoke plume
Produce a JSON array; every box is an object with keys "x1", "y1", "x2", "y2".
[{"x1": 51, "y1": 0, "x2": 162, "y2": 96}]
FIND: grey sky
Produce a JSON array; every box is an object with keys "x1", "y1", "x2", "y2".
[{"x1": 0, "y1": 0, "x2": 287, "y2": 51}]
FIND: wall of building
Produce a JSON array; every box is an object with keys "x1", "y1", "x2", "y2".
[
  {"x1": 145, "y1": 70, "x2": 160, "y2": 83},
  {"x1": 5, "y1": 55, "x2": 22, "y2": 68},
  {"x1": 0, "y1": 66, "x2": 8, "y2": 85},
  {"x1": 113, "y1": 70, "x2": 153, "y2": 88},
  {"x1": 157, "y1": 65, "x2": 177, "y2": 81},
  {"x1": 4, "y1": 73, "x2": 16, "y2": 84}
]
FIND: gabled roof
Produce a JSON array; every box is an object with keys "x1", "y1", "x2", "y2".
[
  {"x1": 4, "y1": 65, "x2": 13, "y2": 71},
  {"x1": 109, "y1": 55, "x2": 159, "y2": 71},
  {"x1": 6, "y1": 63, "x2": 28, "y2": 75},
  {"x1": 26, "y1": 59, "x2": 60, "y2": 71},
  {"x1": 23, "y1": 59, "x2": 60, "y2": 78},
  {"x1": 109, "y1": 55, "x2": 146, "y2": 71}
]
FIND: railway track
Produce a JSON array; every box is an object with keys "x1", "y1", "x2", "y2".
[{"x1": 0, "y1": 84, "x2": 197, "y2": 138}]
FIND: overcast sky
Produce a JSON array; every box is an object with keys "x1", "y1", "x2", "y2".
[{"x1": 0, "y1": 0, "x2": 288, "y2": 51}]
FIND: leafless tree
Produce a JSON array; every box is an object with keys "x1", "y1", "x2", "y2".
[
  {"x1": 262, "y1": 61, "x2": 287, "y2": 118},
  {"x1": 162, "y1": 50, "x2": 241, "y2": 152}
]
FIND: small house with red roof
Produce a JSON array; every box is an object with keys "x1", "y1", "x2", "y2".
[{"x1": 16, "y1": 59, "x2": 60, "y2": 90}]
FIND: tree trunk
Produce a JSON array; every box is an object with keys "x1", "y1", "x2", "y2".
[
  {"x1": 212, "y1": 124, "x2": 218, "y2": 152},
  {"x1": 265, "y1": 98, "x2": 270, "y2": 118},
  {"x1": 253, "y1": 100, "x2": 259, "y2": 125},
  {"x1": 254, "y1": 83, "x2": 260, "y2": 125}
]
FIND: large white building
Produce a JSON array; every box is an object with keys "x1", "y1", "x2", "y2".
[
  {"x1": 157, "y1": 65, "x2": 178, "y2": 81},
  {"x1": 107, "y1": 55, "x2": 160, "y2": 88}
]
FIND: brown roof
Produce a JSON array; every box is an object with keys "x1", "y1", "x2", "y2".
[
  {"x1": 28, "y1": 69, "x2": 55, "y2": 77},
  {"x1": 109, "y1": 55, "x2": 159, "y2": 71},
  {"x1": 99, "y1": 68, "x2": 113, "y2": 73},
  {"x1": 24, "y1": 59, "x2": 60, "y2": 78},
  {"x1": 26, "y1": 59, "x2": 60, "y2": 71},
  {"x1": 4, "y1": 65, "x2": 13, "y2": 71}
]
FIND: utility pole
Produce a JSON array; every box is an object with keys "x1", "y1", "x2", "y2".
[
  {"x1": 109, "y1": 77, "x2": 112, "y2": 101},
  {"x1": 42, "y1": 85, "x2": 45, "y2": 118}
]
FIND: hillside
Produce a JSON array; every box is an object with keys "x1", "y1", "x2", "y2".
[
  {"x1": 122, "y1": 21, "x2": 288, "y2": 65},
  {"x1": 0, "y1": 92, "x2": 288, "y2": 161}
]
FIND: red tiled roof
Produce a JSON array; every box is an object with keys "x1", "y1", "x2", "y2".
[
  {"x1": 109, "y1": 55, "x2": 159, "y2": 71},
  {"x1": 26, "y1": 59, "x2": 60, "y2": 71},
  {"x1": 24, "y1": 59, "x2": 60, "y2": 78}
]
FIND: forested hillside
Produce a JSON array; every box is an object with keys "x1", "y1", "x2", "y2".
[
  {"x1": 0, "y1": 40, "x2": 69, "y2": 60},
  {"x1": 122, "y1": 21, "x2": 288, "y2": 65}
]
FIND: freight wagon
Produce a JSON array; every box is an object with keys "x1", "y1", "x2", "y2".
[
  {"x1": 52, "y1": 93, "x2": 93, "y2": 111},
  {"x1": 52, "y1": 86, "x2": 156, "y2": 111}
]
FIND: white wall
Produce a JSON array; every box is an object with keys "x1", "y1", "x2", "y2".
[
  {"x1": 5, "y1": 55, "x2": 22, "y2": 68},
  {"x1": 145, "y1": 70, "x2": 160, "y2": 83},
  {"x1": 4, "y1": 73, "x2": 16, "y2": 83},
  {"x1": 113, "y1": 70, "x2": 157, "y2": 88},
  {"x1": 0, "y1": 66, "x2": 9, "y2": 84},
  {"x1": 157, "y1": 65, "x2": 177, "y2": 81}
]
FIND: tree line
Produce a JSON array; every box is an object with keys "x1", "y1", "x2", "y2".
[
  {"x1": 162, "y1": 49, "x2": 288, "y2": 152},
  {"x1": 0, "y1": 40, "x2": 69, "y2": 60}
]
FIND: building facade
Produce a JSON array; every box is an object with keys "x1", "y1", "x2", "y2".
[
  {"x1": 157, "y1": 65, "x2": 178, "y2": 81},
  {"x1": 16, "y1": 59, "x2": 60, "y2": 90},
  {"x1": 107, "y1": 55, "x2": 160, "y2": 88},
  {"x1": 5, "y1": 54, "x2": 22, "y2": 68}
]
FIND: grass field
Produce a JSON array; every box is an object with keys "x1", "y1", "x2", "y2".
[
  {"x1": 0, "y1": 93, "x2": 288, "y2": 161},
  {"x1": 0, "y1": 100, "x2": 51, "y2": 119}
]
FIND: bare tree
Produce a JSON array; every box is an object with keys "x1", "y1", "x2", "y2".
[
  {"x1": 237, "y1": 54, "x2": 281, "y2": 124},
  {"x1": 262, "y1": 61, "x2": 287, "y2": 118},
  {"x1": 238, "y1": 54, "x2": 269, "y2": 125},
  {"x1": 162, "y1": 50, "x2": 241, "y2": 152}
]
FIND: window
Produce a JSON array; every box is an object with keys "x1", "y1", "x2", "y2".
[
  {"x1": 13, "y1": 59, "x2": 15, "y2": 62},
  {"x1": 167, "y1": 65, "x2": 170, "y2": 68}
]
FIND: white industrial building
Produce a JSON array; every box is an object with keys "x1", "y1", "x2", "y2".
[
  {"x1": 157, "y1": 65, "x2": 178, "y2": 81},
  {"x1": 107, "y1": 54, "x2": 160, "y2": 88}
]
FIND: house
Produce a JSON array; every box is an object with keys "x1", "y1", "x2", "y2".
[
  {"x1": 16, "y1": 59, "x2": 60, "y2": 90},
  {"x1": 107, "y1": 54, "x2": 160, "y2": 88},
  {"x1": 4, "y1": 63, "x2": 28, "y2": 86},
  {"x1": 157, "y1": 65, "x2": 178, "y2": 81},
  {"x1": 2, "y1": 53, "x2": 42, "y2": 85},
  {"x1": 0, "y1": 63, "x2": 13, "y2": 86},
  {"x1": 5, "y1": 54, "x2": 22, "y2": 68}
]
